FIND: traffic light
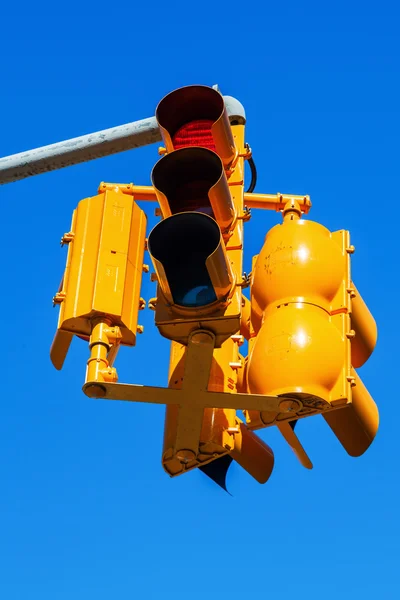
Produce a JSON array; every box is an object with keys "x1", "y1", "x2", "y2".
[
  {"x1": 47, "y1": 83, "x2": 379, "y2": 491},
  {"x1": 155, "y1": 84, "x2": 237, "y2": 166},
  {"x1": 147, "y1": 84, "x2": 245, "y2": 477},
  {"x1": 50, "y1": 182, "x2": 147, "y2": 374},
  {"x1": 147, "y1": 85, "x2": 243, "y2": 347},
  {"x1": 244, "y1": 199, "x2": 378, "y2": 460},
  {"x1": 147, "y1": 85, "x2": 277, "y2": 486}
]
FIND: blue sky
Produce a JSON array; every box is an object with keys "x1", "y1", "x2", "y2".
[{"x1": 0, "y1": 1, "x2": 399, "y2": 598}]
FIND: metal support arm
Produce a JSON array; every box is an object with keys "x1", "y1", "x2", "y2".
[
  {"x1": 0, "y1": 95, "x2": 246, "y2": 185},
  {"x1": 83, "y1": 379, "x2": 299, "y2": 413}
]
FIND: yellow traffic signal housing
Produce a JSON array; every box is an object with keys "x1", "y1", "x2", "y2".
[
  {"x1": 245, "y1": 200, "x2": 378, "y2": 458},
  {"x1": 51, "y1": 182, "x2": 147, "y2": 370},
  {"x1": 148, "y1": 85, "x2": 264, "y2": 485},
  {"x1": 147, "y1": 85, "x2": 245, "y2": 347}
]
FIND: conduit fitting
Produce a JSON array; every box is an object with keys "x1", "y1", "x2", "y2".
[
  {"x1": 283, "y1": 199, "x2": 302, "y2": 222},
  {"x1": 86, "y1": 321, "x2": 120, "y2": 384}
]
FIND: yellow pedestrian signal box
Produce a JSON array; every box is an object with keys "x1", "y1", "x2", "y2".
[
  {"x1": 245, "y1": 200, "x2": 378, "y2": 458},
  {"x1": 51, "y1": 182, "x2": 147, "y2": 371}
]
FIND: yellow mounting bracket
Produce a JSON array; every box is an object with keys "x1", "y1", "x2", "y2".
[
  {"x1": 119, "y1": 185, "x2": 312, "y2": 214},
  {"x1": 86, "y1": 320, "x2": 122, "y2": 384},
  {"x1": 83, "y1": 329, "x2": 310, "y2": 467}
]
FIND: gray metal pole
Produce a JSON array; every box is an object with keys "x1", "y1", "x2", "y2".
[
  {"x1": 0, "y1": 117, "x2": 162, "y2": 185},
  {"x1": 0, "y1": 96, "x2": 246, "y2": 185}
]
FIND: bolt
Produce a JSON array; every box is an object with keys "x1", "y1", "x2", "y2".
[
  {"x1": 191, "y1": 331, "x2": 214, "y2": 345},
  {"x1": 84, "y1": 383, "x2": 106, "y2": 398},
  {"x1": 279, "y1": 399, "x2": 301, "y2": 413},
  {"x1": 176, "y1": 449, "x2": 196, "y2": 464}
]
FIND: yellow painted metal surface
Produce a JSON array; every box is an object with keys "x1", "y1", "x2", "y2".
[
  {"x1": 150, "y1": 298, "x2": 242, "y2": 348},
  {"x1": 51, "y1": 183, "x2": 147, "y2": 370},
  {"x1": 250, "y1": 217, "x2": 350, "y2": 334},
  {"x1": 230, "y1": 419, "x2": 275, "y2": 484},
  {"x1": 247, "y1": 208, "x2": 351, "y2": 408},
  {"x1": 85, "y1": 321, "x2": 120, "y2": 384},
  {"x1": 247, "y1": 304, "x2": 351, "y2": 405},
  {"x1": 120, "y1": 184, "x2": 312, "y2": 214},
  {"x1": 160, "y1": 333, "x2": 275, "y2": 483},
  {"x1": 146, "y1": 122, "x2": 245, "y2": 347},
  {"x1": 148, "y1": 119, "x2": 274, "y2": 483},
  {"x1": 163, "y1": 337, "x2": 237, "y2": 477},
  {"x1": 323, "y1": 370, "x2": 379, "y2": 457},
  {"x1": 160, "y1": 121, "x2": 248, "y2": 476},
  {"x1": 243, "y1": 192, "x2": 312, "y2": 213},
  {"x1": 83, "y1": 373, "x2": 294, "y2": 412},
  {"x1": 277, "y1": 422, "x2": 313, "y2": 469},
  {"x1": 350, "y1": 283, "x2": 378, "y2": 368},
  {"x1": 245, "y1": 202, "x2": 378, "y2": 459}
]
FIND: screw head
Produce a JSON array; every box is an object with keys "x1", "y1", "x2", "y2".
[
  {"x1": 279, "y1": 399, "x2": 301, "y2": 413},
  {"x1": 176, "y1": 449, "x2": 196, "y2": 464}
]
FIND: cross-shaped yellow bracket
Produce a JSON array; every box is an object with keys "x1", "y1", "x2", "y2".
[{"x1": 83, "y1": 326, "x2": 311, "y2": 478}]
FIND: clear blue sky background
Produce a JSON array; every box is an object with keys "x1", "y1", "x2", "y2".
[{"x1": 0, "y1": 1, "x2": 398, "y2": 598}]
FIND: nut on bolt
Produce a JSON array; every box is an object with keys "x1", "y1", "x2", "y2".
[
  {"x1": 148, "y1": 298, "x2": 157, "y2": 310},
  {"x1": 279, "y1": 399, "x2": 301, "y2": 413},
  {"x1": 176, "y1": 449, "x2": 196, "y2": 464}
]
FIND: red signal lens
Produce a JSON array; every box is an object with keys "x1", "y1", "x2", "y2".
[{"x1": 172, "y1": 120, "x2": 216, "y2": 151}]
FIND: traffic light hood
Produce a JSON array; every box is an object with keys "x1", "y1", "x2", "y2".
[
  {"x1": 156, "y1": 84, "x2": 237, "y2": 166},
  {"x1": 148, "y1": 211, "x2": 234, "y2": 310},
  {"x1": 151, "y1": 146, "x2": 235, "y2": 235}
]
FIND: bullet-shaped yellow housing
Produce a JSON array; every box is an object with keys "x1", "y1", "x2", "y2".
[{"x1": 246, "y1": 215, "x2": 378, "y2": 456}]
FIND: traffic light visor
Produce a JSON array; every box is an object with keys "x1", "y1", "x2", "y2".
[
  {"x1": 148, "y1": 212, "x2": 233, "y2": 309},
  {"x1": 156, "y1": 85, "x2": 236, "y2": 166},
  {"x1": 151, "y1": 147, "x2": 235, "y2": 233}
]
